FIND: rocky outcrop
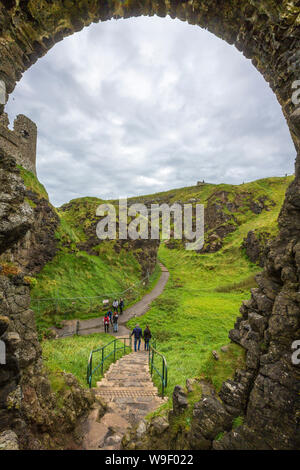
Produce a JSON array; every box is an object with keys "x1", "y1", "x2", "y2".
[
  {"x1": 2, "y1": 189, "x2": 59, "y2": 275},
  {"x1": 126, "y1": 207, "x2": 300, "y2": 450},
  {"x1": 201, "y1": 191, "x2": 275, "y2": 253},
  {"x1": 0, "y1": 258, "x2": 93, "y2": 451},
  {"x1": 242, "y1": 230, "x2": 272, "y2": 267},
  {"x1": 0, "y1": 151, "x2": 94, "y2": 449},
  {"x1": 0, "y1": 151, "x2": 33, "y2": 255},
  {"x1": 0, "y1": 150, "x2": 58, "y2": 275},
  {"x1": 172, "y1": 385, "x2": 188, "y2": 415},
  {"x1": 165, "y1": 188, "x2": 277, "y2": 254}
]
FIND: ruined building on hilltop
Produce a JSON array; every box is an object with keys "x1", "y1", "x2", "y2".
[{"x1": 0, "y1": 112, "x2": 37, "y2": 175}]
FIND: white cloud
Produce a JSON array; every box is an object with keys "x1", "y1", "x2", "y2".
[{"x1": 5, "y1": 16, "x2": 295, "y2": 207}]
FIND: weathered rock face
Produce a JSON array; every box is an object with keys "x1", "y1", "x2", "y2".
[
  {"x1": 201, "y1": 191, "x2": 275, "y2": 253},
  {"x1": 2, "y1": 189, "x2": 59, "y2": 275},
  {"x1": 242, "y1": 230, "x2": 271, "y2": 267},
  {"x1": 0, "y1": 151, "x2": 33, "y2": 255},
  {"x1": 0, "y1": 0, "x2": 300, "y2": 451},
  {"x1": 0, "y1": 152, "x2": 93, "y2": 449}
]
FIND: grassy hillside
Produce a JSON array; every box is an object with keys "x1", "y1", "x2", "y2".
[
  {"x1": 126, "y1": 175, "x2": 293, "y2": 396},
  {"x1": 16, "y1": 168, "x2": 160, "y2": 338},
  {"x1": 127, "y1": 243, "x2": 255, "y2": 396},
  {"x1": 38, "y1": 174, "x2": 293, "y2": 400},
  {"x1": 42, "y1": 333, "x2": 131, "y2": 388}
]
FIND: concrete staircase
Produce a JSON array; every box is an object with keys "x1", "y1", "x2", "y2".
[{"x1": 78, "y1": 349, "x2": 166, "y2": 450}]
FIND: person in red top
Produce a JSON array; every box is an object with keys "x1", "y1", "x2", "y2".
[{"x1": 103, "y1": 313, "x2": 110, "y2": 333}]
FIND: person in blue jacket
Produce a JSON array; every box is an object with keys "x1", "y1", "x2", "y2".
[{"x1": 131, "y1": 324, "x2": 143, "y2": 352}]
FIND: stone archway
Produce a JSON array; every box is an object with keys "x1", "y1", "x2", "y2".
[
  {"x1": 0, "y1": 2, "x2": 299, "y2": 145},
  {"x1": 0, "y1": 1, "x2": 299, "y2": 450}
]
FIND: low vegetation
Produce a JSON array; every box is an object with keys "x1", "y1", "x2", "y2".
[{"x1": 42, "y1": 333, "x2": 132, "y2": 388}]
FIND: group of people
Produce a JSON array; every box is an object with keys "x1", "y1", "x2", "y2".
[
  {"x1": 131, "y1": 324, "x2": 152, "y2": 352},
  {"x1": 102, "y1": 299, "x2": 152, "y2": 352},
  {"x1": 103, "y1": 298, "x2": 124, "y2": 333}
]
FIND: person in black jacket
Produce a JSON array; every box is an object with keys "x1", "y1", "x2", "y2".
[{"x1": 143, "y1": 325, "x2": 152, "y2": 351}]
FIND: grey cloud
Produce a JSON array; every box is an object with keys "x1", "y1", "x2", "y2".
[{"x1": 5, "y1": 16, "x2": 295, "y2": 207}]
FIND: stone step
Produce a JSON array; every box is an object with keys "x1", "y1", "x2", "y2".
[
  {"x1": 96, "y1": 383, "x2": 157, "y2": 391},
  {"x1": 95, "y1": 390, "x2": 160, "y2": 398},
  {"x1": 99, "y1": 375, "x2": 155, "y2": 383},
  {"x1": 104, "y1": 376, "x2": 152, "y2": 382}
]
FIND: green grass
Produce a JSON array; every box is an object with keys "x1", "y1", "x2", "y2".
[
  {"x1": 17, "y1": 165, "x2": 49, "y2": 200},
  {"x1": 32, "y1": 253, "x2": 161, "y2": 338},
  {"x1": 131, "y1": 175, "x2": 291, "y2": 397},
  {"x1": 42, "y1": 333, "x2": 131, "y2": 388},
  {"x1": 200, "y1": 343, "x2": 246, "y2": 391},
  {"x1": 33, "y1": 174, "x2": 292, "y2": 400},
  {"x1": 128, "y1": 243, "x2": 252, "y2": 398}
]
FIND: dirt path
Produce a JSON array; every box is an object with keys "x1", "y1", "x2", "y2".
[{"x1": 54, "y1": 263, "x2": 169, "y2": 338}]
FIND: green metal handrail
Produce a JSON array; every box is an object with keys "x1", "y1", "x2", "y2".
[
  {"x1": 87, "y1": 336, "x2": 132, "y2": 388},
  {"x1": 149, "y1": 340, "x2": 168, "y2": 398}
]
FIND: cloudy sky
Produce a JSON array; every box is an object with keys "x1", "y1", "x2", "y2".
[{"x1": 6, "y1": 16, "x2": 296, "y2": 207}]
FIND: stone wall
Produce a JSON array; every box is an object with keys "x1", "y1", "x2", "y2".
[
  {"x1": 0, "y1": 0, "x2": 299, "y2": 450},
  {"x1": 0, "y1": 150, "x2": 93, "y2": 449},
  {"x1": 0, "y1": 113, "x2": 37, "y2": 175}
]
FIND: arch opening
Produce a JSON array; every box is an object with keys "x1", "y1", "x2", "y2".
[
  {"x1": 0, "y1": 1, "x2": 299, "y2": 451},
  {"x1": 2, "y1": 15, "x2": 297, "y2": 206}
]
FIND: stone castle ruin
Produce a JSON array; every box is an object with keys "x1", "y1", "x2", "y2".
[{"x1": 0, "y1": 113, "x2": 37, "y2": 175}]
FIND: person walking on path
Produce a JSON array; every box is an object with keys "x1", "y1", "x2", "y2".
[
  {"x1": 143, "y1": 325, "x2": 152, "y2": 351},
  {"x1": 103, "y1": 313, "x2": 110, "y2": 333},
  {"x1": 131, "y1": 324, "x2": 143, "y2": 352},
  {"x1": 112, "y1": 311, "x2": 119, "y2": 333},
  {"x1": 119, "y1": 298, "x2": 124, "y2": 315},
  {"x1": 107, "y1": 309, "x2": 113, "y2": 325},
  {"x1": 112, "y1": 299, "x2": 119, "y2": 312}
]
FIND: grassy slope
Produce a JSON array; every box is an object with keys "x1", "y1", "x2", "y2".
[
  {"x1": 42, "y1": 333, "x2": 132, "y2": 388},
  {"x1": 26, "y1": 170, "x2": 292, "y2": 397},
  {"x1": 16, "y1": 166, "x2": 161, "y2": 336},
  {"x1": 21, "y1": 186, "x2": 161, "y2": 336},
  {"x1": 127, "y1": 176, "x2": 293, "y2": 397}
]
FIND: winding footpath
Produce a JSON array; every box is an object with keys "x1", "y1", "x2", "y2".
[
  {"x1": 54, "y1": 263, "x2": 169, "y2": 338},
  {"x1": 69, "y1": 263, "x2": 170, "y2": 450}
]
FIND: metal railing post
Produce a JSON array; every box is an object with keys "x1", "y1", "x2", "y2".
[
  {"x1": 88, "y1": 354, "x2": 92, "y2": 388},
  {"x1": 101, "y1": 348, "x2": 104, "y2": 375},
  {"x1": 151, "y1": 349, "x2": 154, "y2": 376},
  {"x1": 162, "y1": 357, "x2": 165, "y2": 398},
  {"x1": 114, "y1": 339, "x2": 116, "y2": 362},
  {"x1": 165, "y1": 363, "x2": 168, "y2": 388}
]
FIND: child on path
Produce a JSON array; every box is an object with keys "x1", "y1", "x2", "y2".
[
  {"x1": 113, "y1": 311, "x2": 119, "y2": 333},
  {"x1": 103, "y1": 313, "x2": 110, "y2": 333}
]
